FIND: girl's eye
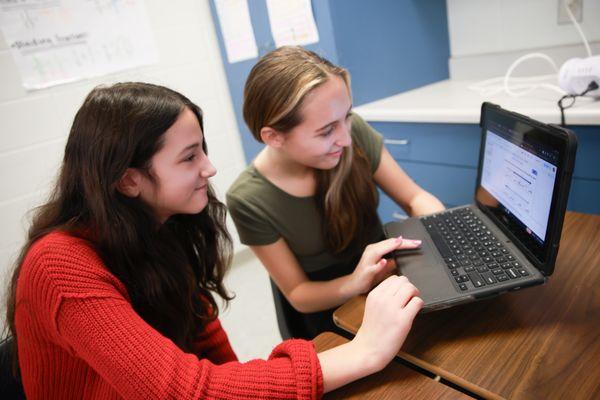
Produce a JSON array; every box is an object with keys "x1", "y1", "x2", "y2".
[
  {"x1": 321, "y1": 127, "x2": 334, "y2": 137},
  {"x1": 184, "y1": 154, "x2": 196, "y2": 162}
]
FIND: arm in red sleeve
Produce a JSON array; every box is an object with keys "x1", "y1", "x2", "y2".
[{"x1": 54, "y1": 294, "x2": 323, "y2": 399}]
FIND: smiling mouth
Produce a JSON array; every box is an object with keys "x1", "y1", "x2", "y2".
[
  {"x1": 195, "y1": 184, "x2": 208, "y2": 191},
  {"x1": 327, "y1": 149, "x2": 343, "y2": 157}
]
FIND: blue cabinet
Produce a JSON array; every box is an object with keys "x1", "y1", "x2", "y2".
[
  {"x1": 372, "y1": 121, "x2": 600, "y2": 222},
  {"x1": 568, "y1": 125, "x2": 600, "y2": 213}
]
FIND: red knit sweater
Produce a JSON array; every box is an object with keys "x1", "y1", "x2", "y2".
[{"x1": 15, "y1": 231, "x2": 323, "y2": 399}]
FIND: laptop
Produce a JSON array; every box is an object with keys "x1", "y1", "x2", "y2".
[{"x1": 384, "y1": 102, "x2": 578, "y2": 312}]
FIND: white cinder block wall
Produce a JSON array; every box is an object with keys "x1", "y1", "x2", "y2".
[
  {"x1": 447, "y1": 0, "x2": 600, "y2": 78},
  {"x1": 0, "y1": 0, "x2": 247, "y2": 326}
]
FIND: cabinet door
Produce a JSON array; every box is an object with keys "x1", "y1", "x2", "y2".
[
  {"x1": 568, "y1": 178, "x2": 600, "y2": 213},
  {"x1": 565, "y1": 125, "x2": 600, "y2": 214},
  {"x1": 370, "y1": 122, "x2": 481, "y2": 167},
  {"x1": 372, "y1": 122, "x2": 480, "y2": 221},
  {"x1": 377, "y1": 162, "x2": 478, "y2": 222},
  {"x1": 571, "y1": 125, "x2": 600, "y2": 181}
]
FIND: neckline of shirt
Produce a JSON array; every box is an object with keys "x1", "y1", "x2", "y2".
[{"x1": 249, "y1": 164, "x2": 315, "y2": 201}]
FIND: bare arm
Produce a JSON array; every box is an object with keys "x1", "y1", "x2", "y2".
[
  {"x1": 374, "y1": 146, "x2": 445, "y2": 216},
  {"x1": 250, "y1": 237, "x2": 421, "y2": 313},
  {"x1": 251, "y1": 239, "x2": 356, "y2": 313},
  {"x1": 318, "y1": 275, "x2": 423, "y2": 392}
]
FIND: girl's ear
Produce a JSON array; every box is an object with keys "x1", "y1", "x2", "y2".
[
  {"x1": 260, "y1": 126, "x2": 285, "y2": 148},
  {"x1": 117, "y1": 168, "x2": 142, "y2": 198}
]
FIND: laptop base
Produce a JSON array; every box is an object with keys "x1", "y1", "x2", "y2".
[{"x1": 384, "y1": 205, "x2": 546, "y2": 312}]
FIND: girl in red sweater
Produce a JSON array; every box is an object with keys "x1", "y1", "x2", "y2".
[{"x1": 5, "y1": 82, "x2": 423, "y2": 399}]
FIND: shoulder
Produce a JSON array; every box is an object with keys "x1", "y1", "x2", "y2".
[
  {"x1": 350, "y1": 112, "x2": 371, "y2": 133},
  {"x1": 227, "y1": 165, "x2": 258, "y2": 198},
  {"x1": 18, "y1": 230, "x2": 127, "y2": 301},
  {"x1": 350, "y1": 113, "x2": 383, "y2": 172},
  {"x1": 351, "y1": 113, "x2": 382, "y2": 144},
  {"x1": 226, "y1": 166, "x2": 284, "y2": 245},
  {"x1": 24, "y1": 230, "x2": 102, "y2": 273},
  {"x1": 226, "y1": 165, "x2": 276, "y2": 210}
]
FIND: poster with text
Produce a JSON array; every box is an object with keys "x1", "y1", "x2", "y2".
[{"x1": 0, "y1": 0, "x2": 159, "y2": 90}]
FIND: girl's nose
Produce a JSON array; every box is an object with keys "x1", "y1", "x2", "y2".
[
  {"x1": 335, "y1": 123, "x2": 352, "y2": 147},
  {"x1": 201, "y1": 158, "x2": 217, "y2": 178}
]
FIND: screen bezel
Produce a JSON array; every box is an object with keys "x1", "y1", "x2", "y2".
[{"x1": 474, "y1": 103, "x2": 576, "y2": 275}]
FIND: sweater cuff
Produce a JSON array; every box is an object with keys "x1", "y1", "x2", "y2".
[{"x1": 269, "y1": 339, "x2": 324, "y2": 400}]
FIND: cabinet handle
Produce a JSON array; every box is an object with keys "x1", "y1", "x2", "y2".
[
  {"x1": 384, "y1": 139, "x2": 409, "y2": 146},
  {"x1": 392, "y1": 212, "x2": 408, "y2": 220}
]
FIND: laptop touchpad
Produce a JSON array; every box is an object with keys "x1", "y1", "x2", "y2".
[{"x1": 387, "y1": 219, "x2": 459, "y2": 305}]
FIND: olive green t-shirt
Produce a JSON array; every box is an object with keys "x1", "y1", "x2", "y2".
[{"x1": 226, "y1": 114, "x2": 384, "y2": 274}]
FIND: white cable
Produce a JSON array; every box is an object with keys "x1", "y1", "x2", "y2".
[
  {"x1": 564, "y1": 0, "x2": 592, "y2": 57},
  {"x1": 467, "y1": 0, "x2": 592, "y2": 98},
  {"x1": 469, "y1": 74, "x2": 558, "y2": 89},
  {"x1": 468, "y1": 74, "x2": 559, "y2": 97},
  {"x1": 503, "y1": 53, "x2": 564, "y2": 97},
  {"x1": 467, "y1": 53, "x2": 565, "y2": 97},
  {"x1": 468, "y1": 74, "x2": 565, "y2": 97}
]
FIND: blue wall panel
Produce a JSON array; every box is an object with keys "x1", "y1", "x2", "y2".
[{"x1": 328, "y1": 0, "x2": 450, "y2": 105}]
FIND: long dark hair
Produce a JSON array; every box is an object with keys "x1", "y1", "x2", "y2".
[
  {"x1": 243, "y1": 46, "x2": 379, "y2": 253},
  {"x1": 6, "y1": 82, "x2": 233, "y2": 365}
]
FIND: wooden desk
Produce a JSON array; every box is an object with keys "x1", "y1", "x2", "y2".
[
  {"x1": 313, "y1": 332, "x2": 471, "y2": 399},
  {"x1": 333, "y1": 212, "x2": 600, "y2": 399}
]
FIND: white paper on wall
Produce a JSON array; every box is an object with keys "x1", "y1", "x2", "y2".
[
  {"x1": 214, "y1": 0, "x2": 258, "y2": 63},
  {"x1": 0, "y1": 0, "x2": 159, "y2": 90},
  {"x1": 265, "y1": 0, "x2": 319, "y2": 48}
]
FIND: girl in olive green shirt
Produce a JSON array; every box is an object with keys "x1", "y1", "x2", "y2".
[{"x1": 227, "y1": 46, "x2": 444, "y2": 339}]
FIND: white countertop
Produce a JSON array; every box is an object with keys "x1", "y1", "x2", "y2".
[{"x1": 353, "y1": 79, "x2": 600, "y2": 125}]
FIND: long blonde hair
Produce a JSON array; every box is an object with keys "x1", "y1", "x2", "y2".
[{"x1": 243, "y1": 46, "x2": 378, "y2": 253}]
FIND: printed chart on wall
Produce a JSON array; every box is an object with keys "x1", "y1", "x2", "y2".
[
  {"x1": 265, "y1": 0, "x2": 319, "y2": 48},
  {"x1": 213, "y1": 0, "x2": 258, "y2": 63},
  {"x1": 0, "y1": 0, "x2": 158, "y2": 90}
]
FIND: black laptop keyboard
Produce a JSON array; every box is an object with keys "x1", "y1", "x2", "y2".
[{"x1": 421, "y1": 207, "x2": 531, "y2": 292}]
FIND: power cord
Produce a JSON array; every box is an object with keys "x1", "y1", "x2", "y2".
[
  {"x1": 563, "y1": 0, "x2": 592, "y2": 58},
  {"x1": 557, "y1": 80, "x2": 599, "y2": 126},
  {"x1": 468, "y1": 0, "x2": 593, "y2": 99}
]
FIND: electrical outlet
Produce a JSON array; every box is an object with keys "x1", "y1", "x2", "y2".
[{"x1": 558, "y1": 0, "x2": 583, "y2": 25}]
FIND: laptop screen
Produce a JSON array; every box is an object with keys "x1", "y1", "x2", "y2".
[
  {"x1": 475, "y1": 105, "x2": 569, "y2": 266},
  {"x1": 480, "y1": 127, "x2": 558, "y2": 243}
]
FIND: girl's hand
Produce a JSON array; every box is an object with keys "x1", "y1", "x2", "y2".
[
  {"x1": 351, "y1": 275, "x2": 423, "y2": 373},
  {"x1": 348, "y1": 236, "x2": 421, "y2": 296},
  {"x1": 318, "y1": 275, "x2": 423, "y2": 393}
]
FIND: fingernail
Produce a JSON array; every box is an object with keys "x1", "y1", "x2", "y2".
[{"x1": 412, "y1": 240, "x2": 422, "y2": 245}]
